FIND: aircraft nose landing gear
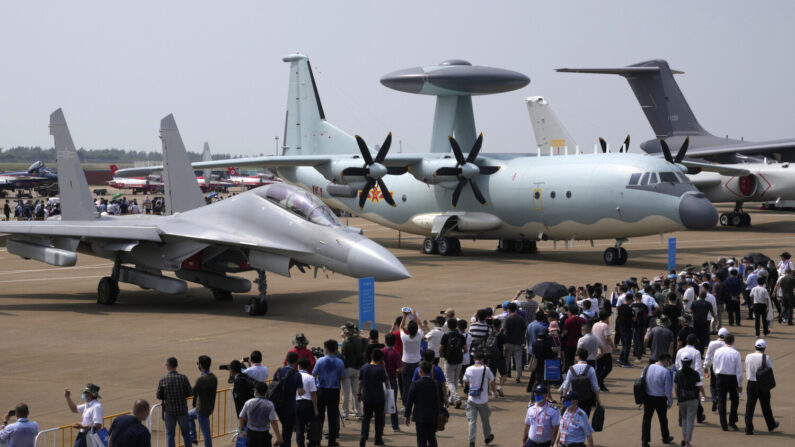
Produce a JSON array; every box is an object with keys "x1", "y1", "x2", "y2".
[
  {"x1": 246, "y1": 270, "x2": 268, "y2": 316},
  {"x1": 603, "y1": 240, "x2": 628, "y2": 265}
]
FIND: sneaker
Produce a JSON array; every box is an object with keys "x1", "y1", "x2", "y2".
[
  {"x1": 497, "y1": 387, "x2": 505, "y2": 397},
  {"x1": 469, "y1": 443, "x2": 475, "y2": 447},
  {"x1": 663, "y1": 436, "x2": 676, "y2": 445},
  {"x1": 600, "y1": 386, "x2": 610, "y2": 392},
  {"x1": 728, "y1": 423, "x2": 739, "y2": 431},
  {"x1": 485, "y1": 434, "x2": 494, "y2": 444},
  {"x1": 621, "y1": 362, "x2": 635, "y2": 368}
]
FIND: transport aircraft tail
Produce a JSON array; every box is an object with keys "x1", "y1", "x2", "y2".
[
  {"x1": 50, "y1": 109, "x2": 98, "y2": 221},
  {"x1": 281, "y1": 54, "x2": 356, "y2": 156},
  {"x1": 525, "y1": 96, "x2": 578, "y2": 152},
  {"x1": 557, "y1": 59, "x2": 712, "y2": 138}
]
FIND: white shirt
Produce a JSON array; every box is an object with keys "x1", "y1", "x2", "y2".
[
  {"x1": 675, "y1": 345, "x2": 703, "y2": 374},
  {"x1": 703, "y1": 339, "x2": 725, "y2": 369},
  {"x1": 682, "y1": 287, "x2": 695, "y2": 312},
  {"x1": 296, "y1": 370, "x2": 316, "y2": 401},
  {"x1": 745, "y1": 352, "x2": 773, "y2": 382},
  {"x1": 462, "y1": 332, "x2": 473, "y2": 365},
  {"x1": 424, "y1": 327, "x2": 444, "y2": 358},
  {"x1": 705, "y1": 293, "x2": 717, "y2": 321},
  {"x1": 401, "y1": 329, "x2": 424, "y2": 363},
  {"x1": 642, "y1": 294, "x2": 659, "y2": 313},
  {"x1": 463, "y1": 364, "x2": 494, "y2": 405},
  {"x1": 713, "y1": 346, "x2": 743, "y2": 386},
  {"x1": 577, "y1": 298, "x2": 598, "y2": 312},
  {"x1": 77, "y1": 399, "x2": 103, "y2": 428},
  {"x1": 244, "y1": 364, "x2": 270, "y2": 383},
  {"x1": 777, "y1": 259, "x2": 794, "y2": 276},
  {"x1": 750, "y1": 285, "x2": 770, "y2": 305}
]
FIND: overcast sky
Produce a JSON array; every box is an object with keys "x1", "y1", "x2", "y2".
[{"x1": 1, "y1": 1, "x2": 793, "y2": 156}]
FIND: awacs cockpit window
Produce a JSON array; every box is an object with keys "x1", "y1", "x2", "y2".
[
  {"x1": 262, "y1": 183, "x2": 341, "y2": 227},
  {"x1": 648, "y1": 172, "x2": 658, "y2": 185},
  {"x1": 675, "y1": 172, "x2": 690, "y2": 183},
  {"x1": 640, "y1": 172, "x2": 650, "y2": 186},
  {"x1": 659, "y1": 172, "x2": 679, "y2": 183},
  {"x1": 629, "y1": 173, "x2": 642, "y2": 185}
]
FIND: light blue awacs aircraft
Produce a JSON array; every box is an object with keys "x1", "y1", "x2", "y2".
[
  {"x1": 118, "y1": 55, "x2": 718, "y2": 266},
  {"x1": 0, "y1": 109, "x2": 409, "y2": 315}
]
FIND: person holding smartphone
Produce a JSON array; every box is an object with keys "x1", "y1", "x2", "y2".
[{"x1": 1, "y1": 404, "x2": 38, "y2": 447}]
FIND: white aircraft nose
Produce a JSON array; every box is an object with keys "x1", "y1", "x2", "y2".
[{"x1": 346, "y1": 239, "x2": 411, "y2": 281}]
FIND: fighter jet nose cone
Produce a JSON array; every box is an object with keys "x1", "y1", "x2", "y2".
[
  {"x1": 679, "y1": 193, "x2": 718, "y2": 230},
  {"x1": 347, "y1": 239, "x2": 410, "y2": 281}
]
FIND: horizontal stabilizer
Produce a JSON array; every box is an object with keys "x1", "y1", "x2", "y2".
[{"x1": 680, "y1": 160, "x2": 750, "y2": 176}]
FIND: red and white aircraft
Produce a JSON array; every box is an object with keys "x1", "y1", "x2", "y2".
[
  {"x1": 226, "y1": 168, "x2": 279, "y2": 189},
  {"x1": 108, "y1": 165, "x2": 163, "y2": 194}
]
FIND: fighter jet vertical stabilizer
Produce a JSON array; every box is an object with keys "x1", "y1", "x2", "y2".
[
  {"x1": 50, "y1": 109, "x2": 97, "y2": 221},
  {"x1": 160, "y1": 115, "x2": 206, "y2": 214}
]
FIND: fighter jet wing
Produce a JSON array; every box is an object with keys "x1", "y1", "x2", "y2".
[
  {"x1": 0, "y1": 219, "x2": 162, "y2": 241},
  {"x1": 113, "y1": 153, "x2": 426, "y2": 177},
  {"x1": 679, "y1": 160, "x2": 750, "y2": 176}
]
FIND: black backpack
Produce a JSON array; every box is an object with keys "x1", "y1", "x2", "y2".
[
  {"x1": 634, "y1": 365, "x2": 649, "y2": 405},
  {"x1": 266, "y1": 368, "x2": 296, "y2": 412},
  {"x1": 484, "y1": 331, "x2": 501, "y2": 360},
  {"x1": 569, "y1": 365, "x2": 595, "y2": 402},
  {"x1": 445, "y1": 332, "x2": 465, "y2": 365},
  {"x1": 756, "y1": 354, "x2": 776, "y2": 392}
]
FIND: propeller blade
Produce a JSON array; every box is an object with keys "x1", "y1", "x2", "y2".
[
  {"x1": 386, "y1": 166, "x2": 408, "y2": 175},
  {"x1": 478, "y1": 166, "x2": 501, "y2": 175},
  {"x1": 659, "y1": 139, "x2": 674, "y2": 163},
  {"x1": 599, "y1": 138, "x2": 608, "y2": 153},
  {"x1": 341, "y1": 167, "x2": 368, "y2": 177},
  {"x1": 354, "y1": 135, "x2": 374, "y2": 165},
  {"x1": 448, "y1": 137, "x2": 466, "y2": 165},
  {"x1": 374, "y1": 132, "x2": 392, "y2": 163},
  {"x1": 674, "y1": 136, "x2": 690, "y2": 164},
  {"x1": 622, "y1": 135, "x2": 630, "y2": 153},
  {"x1": 377, "y1": 179, "x2": 396, "y2": 206},
  {"x1": 469, "y1": 180, "x2": 487, "y2": 205},
  {"x1": 358, "y1": 179, "x2": 375, "y2": 209},
  {"x1": 451, "y1": 178, "x2": 467, "y2": 208},
  {"x1": 434, "y1": 167, "x2": 459, "y2": 176},
  {"x1": 466, "y1": 133, "x2": 484, "y2": 163}
]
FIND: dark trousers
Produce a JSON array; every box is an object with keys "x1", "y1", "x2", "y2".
[
  {"x1": 388, "y1": 376, "x2": 400, "y2": 429},
  {"x1": 752, "y1": 303, "x2": 769, "y2": 336},
  {"x1": 564, "y1": 345, "x2": 577, "y2": 370},
  {"x1": 632, "y1": 326, "x2": 645, "y2": 360},
  {"x1": 414, "y1": 421, "x2": 438, "y2": 447},
  {"x1": 745, "y1": 381, "x2": 776, "y2": 433},
  {"x1": 295, "y1": 400, "x2": 316, "y2": 447},
  {"x1": 709, "y1": 367, "x2": 717, "y2": 406},
  {"x1": 783, "y1": 297, "x2": 794, "y2": 324},
  {"x1": 361, "y1": 402, "x2": 385, "y2": 444},
  {"x1": 277, "y1": 409, "x2": 295, "y2": 447},
  {"x1": 693, "y1": 322, "x2": 709, "y2": 356},
  {"x1": 619, "y1": 330, "x2": 632, "y2": 364},
  {"x1": 726, "y1": 299, "x2": 741, "y2": 325},
  {"x1": 716, "y1": 374, "x2": 739, "y2": 429},
  {"x1": 642, "y1": 395, "x2": 670, "y2": 443},
  {"x1": 596, "y1": 353, "x2": 612, "y2": 388},
  {"x1": 246, "y1": 430, "x2": 272, "y2": 447},
  {"x1": 73, "y1": 431, "x2": 87, "y2": 447},
  {"x1": 316, "y1": 387, "x2": 340, "y2": 443},
  {"x1": 401, "y1": 362, "x2": 419, "y2": 405},
  {"x1": 525, "y1": 440, "x2": 551, "y2": 447}
]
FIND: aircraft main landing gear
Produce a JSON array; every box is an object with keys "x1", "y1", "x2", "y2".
[
  {"x1": 246, "y1": 270, "x2": 268, "y2": 316},
  {"x1": 422, "y1": 236, "x2": 460, "y2": 256},
  {"x1": 97, "y1": 255, "x2": 121, "y2": 304},
  {"x1": 719, "y1": 203, "x2": 751, "y2": 227},
  {"x1": 603, "y1": 240, "x2": 628, "y2": 266}
]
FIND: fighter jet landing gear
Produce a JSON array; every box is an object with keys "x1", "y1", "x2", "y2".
[
  {"x1": 603, "y1": 240, "x2": 628, "y2": 266},
  {"x1": 246, "y1": 270, "x2": 268, "y2": 316},
  {"x1": 497, "y1": 239, "x2": 537, "y2": 253},
  {"x1": 422, "y1": 236, "x2": 460, "y2": 256},
  {"x1": 719, "y1": 203, "x2": 751, "y2": 227},
  {"x1": 97, "y1": 256, "x2": 121, "y2": 305}
]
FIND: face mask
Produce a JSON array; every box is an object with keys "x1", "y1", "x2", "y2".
[
  {"x1": 81, "y1": 393, "x2": 87, "y2": 401},
  {"x1": 563, "y1": 399, "x2": 571, "y2": 408},
  {"x1": 534, "y1": 394, "x2": 545, "y2": 403}
]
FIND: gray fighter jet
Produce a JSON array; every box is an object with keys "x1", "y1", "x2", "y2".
[{"x1": 0, "y1": 109, "x2": 409, "y2": 315}]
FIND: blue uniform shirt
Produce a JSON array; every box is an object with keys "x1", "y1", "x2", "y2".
[
  {"x1": 313, "y1": 355, "x2": 345, "y2": 389},
  {"x1": 559, "y1": 407, "x2": 593, "y2": 444},
  {"x1": 525, "y1": 402, "x2": 560, "y2": 443}
]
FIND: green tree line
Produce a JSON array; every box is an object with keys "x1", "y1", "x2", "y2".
[{"x1": 0, "y1": 146, "x2": 239, "y2": 163}]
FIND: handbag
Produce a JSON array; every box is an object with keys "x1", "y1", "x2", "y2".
[
  {"x1": 434, "y1": 379, "x2": 449, "y2": 431},
  {"x1": 528, "y1": 354, "x2": 538, "y2": 372},
  {"x1": 756, "y1": 354, "x2": 776, "y2": 392},
  {"x1": 234, "y1": 430, "x2": 247, "y2": 447},
  {"x1": 87, "y1": 428, "x2": 109, "y2": 447},
  {"x1": 384, "y1": 384, "x2": 397, "y2": 414},
  {"x1": 591, "y1": 404, "x2": 605, "y2": 432}
]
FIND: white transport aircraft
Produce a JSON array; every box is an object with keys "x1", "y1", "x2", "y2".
[{"x1": 118, "y1": 55, "x2": 718, "y2": 265}]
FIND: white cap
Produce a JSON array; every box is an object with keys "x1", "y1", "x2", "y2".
[
  {"x1": 727, "y1": 259, "x2": 735, "y2": 265},
  {"x1": 718, "y1": 328, "x2": 729, "y2": 337},
  {"x1": 755, "y1": 339, "x2": 767, "y2": 349},
  {"x1": 681, "y1": 353, "x2": 693, "y2": 362}
]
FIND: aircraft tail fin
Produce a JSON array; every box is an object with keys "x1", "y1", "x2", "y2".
[
  {"x1": 228, "y1": 167, "x2": 239, "y2": 176},
  {"x1": 109, "y1": 164, "x2": 119, "y2": 176},
  {"x1": 201, "y1": 142, "x2": 212, "y2": 185},
  {"x1": 281, "y1": 54, "x2": 356, "y2": 155},
  {"x1": 159, "y1": 115, "x2": 206, "y2": 214},
  {"x1": 525, "y1": 96, "x2": 578, "y2": 152},
  {"x1": 49, "y1": 109, "x2": 97, "y2": 220},
  {"x1": 556, "y1": 59, "x2": 710, "y2": 138}
]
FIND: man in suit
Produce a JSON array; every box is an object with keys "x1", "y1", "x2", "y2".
[{"x1": 404, "y1": 362, "x2": 446, "y2": 447}]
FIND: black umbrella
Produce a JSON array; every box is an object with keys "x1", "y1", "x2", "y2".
[
  {"x1": 745, "y1": 252, "x2": 771, "y2": 265},
  {"x1": 531, "y1": 281, "x2": 568, "y2": 301}
]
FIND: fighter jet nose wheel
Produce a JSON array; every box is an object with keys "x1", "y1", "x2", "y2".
[
  {"x1": 97, "y1": 276, "x2": 119, "y2": 305},
  {"x1": 603, "y1": 247, "x2": 628, "y2": 266}
]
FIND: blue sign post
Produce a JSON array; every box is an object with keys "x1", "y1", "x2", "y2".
[
  {"x1": 358, "y1": 277, "x2": 375, "y2": 331},
  {"x1": 668, "y1": 237, "x2": 677, "y2": 272}
]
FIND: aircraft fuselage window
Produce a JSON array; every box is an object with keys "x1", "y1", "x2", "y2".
[
  {"x1": 648, "y1": 173, "x2": 658, "y2": 184},
  {"x1": 534, "y1": 191, "x2": 541, "y2": 200},
  {"x1": 629, "y1": 173, "x2": 642, "y2": 185},
  {"x1": 550, "y1": 191, "x2": 556, "y2": 199},
  {"x1": 640, "y1": 172, "x2": 650, "y2": 186},
  {"x1": 675, "y1": 172, "x2": 689, "y2": 183},
  {"x1": 659, "y1": 172, "x2": 678, "y2": 183},
  {"x1": 566, "y1": 191, "x2": 572, "y2": 198}
]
